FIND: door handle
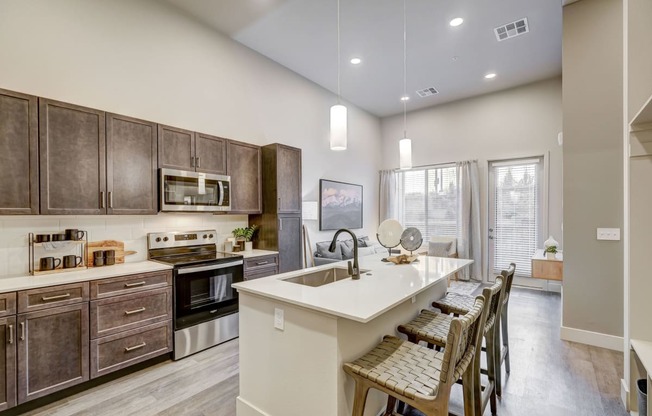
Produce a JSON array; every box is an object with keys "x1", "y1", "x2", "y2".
[
  {"x1": 279, "y1": 218, "x2": 283, "y2": 231},
  {"x1": 20, "y1": 322, "x2": 25, "y2": 341},
  {"x1": 100, "y1": 191, "x2": 105, "y2": 209},
  {"x1": 196, "y1": 156, "x2": 201, "y2": 168},
  {"x1": 191, "y1": 156, "x2": 195, "y2": 167},
  {"x1": 489, "y1": 236, "x2": 494, "y2": 240},
  {"x1": 8, "y1": 324, "x2": 13, "y2": 344},
  {"x1": 489, "y1": 228, "x2": 494, "y2": 232},
  {"x1": 108, "y1": 191, "x2": 113, "y2": 208}
]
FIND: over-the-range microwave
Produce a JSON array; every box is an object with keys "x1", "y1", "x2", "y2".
[{"x1": 160, "y1": 168, "x2": 231, "y2": 212}]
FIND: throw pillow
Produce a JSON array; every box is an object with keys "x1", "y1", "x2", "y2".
[
  {"x1": 428, "y1": 241, "x2": 453, "y2": 257},
  {"x1": 357, "y1": 246, "x2": 376, "y2": 257},
  {"x1": 341, "y1": 239, "x2": 355, "y2": 258},
  {"x1": 315, "y1": 241, "x2": 343, "y2": 260},
  {"x1": 357, "y1": 236, "x2": 371, "y2": 247}
]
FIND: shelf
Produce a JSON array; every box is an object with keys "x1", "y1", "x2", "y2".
[
  {"x1": 32, "y1": 240, "x2": 86, "y2": 247},
  {"x1": 631, "y1": 92, "x2": 652, "y2": 129},
  {"x1": 32, "y1": 265, "x2": 87, "y2": 276}
]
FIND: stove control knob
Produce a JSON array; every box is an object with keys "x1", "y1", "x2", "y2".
[
  {"x1": 155, "y1": 237, "x2": 161, "y2": 243},
  {"x1": 209, "y1": 234, "x2": 214, "y2": 239},
  {"x1": 203, "y1": 234, "x2": 208, "y2": 239},
  {"x1": 163, "y1": 237, "x2": 169, "y2": 242}
]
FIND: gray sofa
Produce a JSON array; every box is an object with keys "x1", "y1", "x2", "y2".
[{"x1": 313, "y1": 236, "x2": 384, "y2": 266}]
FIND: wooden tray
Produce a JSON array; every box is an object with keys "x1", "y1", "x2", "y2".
[
  {"x1": 86, "y1": 240, "x2": 125, "y2": 267},
  {"x1": 387, "y1": 255, "x2": 419, "y2": 265}
]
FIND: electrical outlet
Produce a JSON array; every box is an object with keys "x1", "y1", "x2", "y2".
[
  {"x1": 597, "y1": 228, "x2": 620, "y2": 241},
  {"x1": 274, "y1": 308, "x2": 284, "y2": 330}
]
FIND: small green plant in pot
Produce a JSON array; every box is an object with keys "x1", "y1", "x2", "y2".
[
  {"x1": 232, "y1": 225, "x2": 258, "y2": 252},
  {"x1": 544, "y1": 245, "x2": 558, "y2": 259}
]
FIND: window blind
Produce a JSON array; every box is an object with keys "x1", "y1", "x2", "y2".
[
  {"x1": 399, "y1": 166, "x2": 458, "y2": 243},
  {"x1": 491, "y1": 161, "x2": 540, "y2": 276}
]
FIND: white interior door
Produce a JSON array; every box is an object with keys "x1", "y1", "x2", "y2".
[{"x1": 488, "y1": 157, "x2": 544, "y2": 280}]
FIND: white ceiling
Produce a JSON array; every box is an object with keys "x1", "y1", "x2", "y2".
[{"x1": 164, "y1": 0, "x2": 562, "y2": 117}]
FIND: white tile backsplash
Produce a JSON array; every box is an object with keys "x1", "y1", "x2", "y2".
[{"x1": 0, "y1": 214, "x2": 248, "y2": 277}]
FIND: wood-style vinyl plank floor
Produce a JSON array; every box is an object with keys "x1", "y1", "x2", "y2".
[{"x1": 17, "y1": 287, "x2": 627, "y2": 416}]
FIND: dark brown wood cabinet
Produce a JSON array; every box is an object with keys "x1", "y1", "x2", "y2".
[
  {"x1": 227, "y1": 140, "x2": 262, "y2": 214},
  {"x1": 277, "y1": 216, "x2": 303, "y2": 273},
  {"x1": 39, "y1": 99, "x2": 106, "y2": 215},
  {"x1": 159, "y1": 126, "x2": 227, "y2": 175},
  {"x1": 262, "y1": 144, "x2": 302, "y2": 214},
  {"x1": 243, "y1": 254, "x2": 279, "y2": 280},
  {"x1": 0, "y1": 316, "x2": 16, "y2": 411},
  {"x1": 0, "y1": 89, "x2": 39, "y2": 215},
  {"x1": 106, "y1": 113, "x2": 158, "y2": 214},
  {"x1": 17, "y1": 303, "x2": 89, "y2": 403}
]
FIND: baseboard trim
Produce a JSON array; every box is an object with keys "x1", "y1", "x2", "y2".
[
  {"x1": 622, "y1": 378, "x2": 630, "y2": 411},
  {"x1": 560, "y1": 326, "x2": 624, "y2": 351}
]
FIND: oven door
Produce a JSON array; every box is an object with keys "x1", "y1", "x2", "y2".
[
  {"x1": 174, "y1": 260, "x2": 243, "y2": 330},
  {"x1": 160, "y1": 168, "x2": 230, "y2": 212}
]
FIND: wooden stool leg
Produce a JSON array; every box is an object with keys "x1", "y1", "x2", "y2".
[
  {"x1": 494, "y1": 319, "x2": 503, "y2": 397},
  {"x1": 462, "y1": 364, "x2": 476, "y2": 416},
  {"x1": 384, "y1": 396, "x2": 397, "y2": 416},
  {"x1": 485, "y1": 332, "x2": 497, "y2": 416},
  {"x1": 352, "y1": 379, "x2": 370, "y2": 416},
  {"x1": 501, "y1": 306, "x2": 511, "y2": 374},
  {"x1": 472, "y1": 345, "x2": 482, "y2": 416}
]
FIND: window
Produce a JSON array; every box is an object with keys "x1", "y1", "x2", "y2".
[{"x1": 398, "y1": 165, "x2": 459, "y2": 242}]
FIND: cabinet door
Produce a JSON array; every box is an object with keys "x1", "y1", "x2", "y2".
[
  {"x1": 17, "y1": 303, "x2": 89, "y2": 404},
  {"x1": 106, "y1": 113, "x2": 158, "y2": 214},
  {"x1": 0, "y1": 89, "x2": 38, "y2": 214},
  {"x1": 39, "y1": 99, "x2": 106, "y2": 215},
  {"x1": 158, "y1": 124, "x2": 195, "y2": 171},
  {"x1": 195, "y1": 133, "x2": 227, "y2": 175},
  {"x1": 227, "y1": 140, "x2": 262, "y2": 214},
  {"x1": 277, "y1": 145, "x2": 302, "y2": 214},
  {"x1": 278, "y1": 216, "x2": 302, "y2": 273},
  {"x1": 0, "y1": 317, "x2": 16, "y2": 411}
]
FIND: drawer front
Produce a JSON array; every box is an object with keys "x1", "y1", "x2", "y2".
[
  {"x1": 244, "y1": 265, "x2": 278, "y2": 281},
  {"x1": 91, "y1": 270, "x2": 172, "y2": 299},
  {"x1": 90, "y1": 320, "x2": 172, "y2": 379},
  {"x1": 0, "y1": 292, "x2": 16, "y2": 317},
  {"x1": 90, "y1": 287, "x2": 172, "y2": 339},
  {"x1": 244, "y1": 255, "x2": 278, "y2": 271},
  {"x1": 18, "y1": 283, "x2": 89, "y2": 313}
]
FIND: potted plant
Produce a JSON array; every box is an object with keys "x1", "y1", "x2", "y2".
[
  {"x1": 232, "y1": 225, "x2": 258, "y2": 252},
  {"x1": 544, "y1": 245, "x2": 558, "y2": 259}
]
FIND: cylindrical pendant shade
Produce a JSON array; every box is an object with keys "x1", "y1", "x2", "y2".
[
  {"x1": 399, "y1": 138, "x2": 412, "y2": 169},
  {"x1": 330, "y1": 104, "x2": 347, "y2": 151}
]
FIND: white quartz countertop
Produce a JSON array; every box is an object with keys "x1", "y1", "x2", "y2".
[
  {"x1": 0, "y1": 261, "x2": 173, "y2": 293},
  {"x1": 232, "y1": 253, "x2": 473, "y2": 323},
  {"x1": 220, "y1": 249, "x2": 278, "y2": 259}
]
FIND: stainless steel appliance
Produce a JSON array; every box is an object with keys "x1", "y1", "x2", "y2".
[
  {"x1": 160, "y1": 168, "x2": 231, "y2": 212},
  {"x1": 148, "y1": 230, "x2": 243, "y2": 360}
]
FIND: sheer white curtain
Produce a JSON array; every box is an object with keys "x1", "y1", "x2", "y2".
[
  {"x1": 457, "y1": 160, "x2": 482, "y2": 281},
  {"x1": 379, "y1": 170, "x2": 399, "y2": 222}
]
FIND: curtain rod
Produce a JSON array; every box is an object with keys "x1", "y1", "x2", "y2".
[{"x1": 391, "y1": 159, "x2": 478, "y2": 172}]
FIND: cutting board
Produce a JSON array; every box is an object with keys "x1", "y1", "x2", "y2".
[{"x1": 86, "y1": 240, "x2": 125, "y2": 267}]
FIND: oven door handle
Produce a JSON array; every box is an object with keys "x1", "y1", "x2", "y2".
[{"x1": 177, "y1": 260, "x2": 243, "y2": 274}]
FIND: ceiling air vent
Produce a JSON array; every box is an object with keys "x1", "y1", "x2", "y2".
[
  {"x1": 494, "y1": 18, "x2": 529, "y2": 42},
  {"x1": 416, "y1": 87, "x2": 439, "y2": 98}
]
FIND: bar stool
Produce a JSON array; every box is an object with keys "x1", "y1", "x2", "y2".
[
  {"x1": 433, "y1": 264, "x2": 516, "y2": 396},
  {"x1": 343, "y1": 297, "x2": 486, "y2": 416},
  {"x1": 397, "y1": 277, "x2": 504, "y2": 416}
]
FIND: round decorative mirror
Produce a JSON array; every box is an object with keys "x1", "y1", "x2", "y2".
[
  {"x1": 400, "y1": 227, "x2": 423, "y2": 255},
  {"x1": 377, "y1": 219, "x2": 404, "y2": 260}
]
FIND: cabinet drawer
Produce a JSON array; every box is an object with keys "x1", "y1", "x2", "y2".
[
  {"x1": 0, "y1": 292, "x2": 16, "y2": 317},
  {"x1": 245, "y1": 265, "x2": 278, "y2": 281},
  {"x1": 91, "y1": 270, "x2": 172, "y2": 299},
  {"x1": 90, "y1": 320, "x2": 172, "y2": 379},
  {"x1": 244, "y1": 255, "x2": 278, "y2": 271},
  {"x1": 90, "y1": 287, "x2": 172, "y2": 339},
  {"x1": 18, "y1": 283, "x2": 89, "y2": 313}
]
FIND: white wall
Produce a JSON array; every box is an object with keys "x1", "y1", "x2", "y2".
[
  {"x1": 380, "y1": 77, "x2": 563, "y2": 281},
  {"x1": 0, "y1": 0, "x2": 383, "y2": 276}
]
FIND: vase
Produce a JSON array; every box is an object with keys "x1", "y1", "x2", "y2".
[
  {"x1": 245, "y1": 241, "x2": 253, "y2": 252},
  {"x1": 546, "y1": 252, "x2": 555, "y2": 259}
]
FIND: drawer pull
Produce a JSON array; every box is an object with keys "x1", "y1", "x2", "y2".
[
  {"x1": 125, "y1": 342, "x2": 147, "y2": 352},
  {"x1": 256, "y1": 261, "x2": 269, "y2": 265},
  {"x1": 20, "y1": 322, "x2": 25, "y2": 341},
  {"x1": 124, "y1": 281, "x2": 146, "y2": 288},
  {"x1": 42, "y1": 293, "x2": 71, "y2": 301},
  {"x1": 8, "y1": 324, "x2": 13, "y2": 344},
  {"x1": 125, "y1": 307, "x2": 146, "y2": 315}
]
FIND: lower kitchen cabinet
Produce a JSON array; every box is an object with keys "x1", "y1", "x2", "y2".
[
  {"x1": 244, "y1": 254, "x2": 279, "y2": 280},
  {"x1": 0, "y1": 316, "x2": 16, "y2": 411},
  {"x1": 17, "y1": 303, "x2": 89, "y2": 403}
]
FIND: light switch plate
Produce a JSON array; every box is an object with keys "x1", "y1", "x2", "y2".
[
  {"x1": 597, "y1": 228, "x2": 620, "y2": 241},
  {"x1": 274, "y1": 308, "x2": 284, "y2": 330}
]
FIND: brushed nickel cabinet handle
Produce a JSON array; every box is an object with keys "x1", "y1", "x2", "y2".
[
  {"x1": 124, "y1": 307, "x2": 146, "y2": 315},
  {"x1": 191, "y1": 156, "x2": 195, "y2": 167},
  {"x1": 125, "y1": 342, "x2": 146, "y2": 352},
  {"x1": 256, "y1": 261, "x2": 269, "y2": 266},
  {"x1": 20, "y1": 322, "x2": 25, "y2": 341},
  {"x1": 124, "y1": 281, "x2": 146, "y2": 288},
  {"x1": 196, "y1": 156, "x2": 201, "y2": 168},
  {"x1": 108, "y1": 191, "x2": 113, "y2": 208},
  {"x1": 100, "y1": 191, "x2": 105, "y2": 209},
  {"x1": 42, "y1": 293, "x2": 71, "y2": 301},
  {"x1": 8, "y1": 324, "x2": 13, "y2": 344}
]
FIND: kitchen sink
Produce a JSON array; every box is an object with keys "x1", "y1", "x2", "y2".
[{"x1": 282, "y1": 267, "x2": 370, "y2": 287}]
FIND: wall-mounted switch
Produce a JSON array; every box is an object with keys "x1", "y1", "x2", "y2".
[
  {"x1": 274, "y1": 308, "x2": 284, "y2": 330},
  {"x1": 597, "y1": 228, "x2": 620, "y2": 241}
]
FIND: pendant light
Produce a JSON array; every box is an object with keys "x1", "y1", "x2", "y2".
[
  {"x1": 330, "y1": 0, "x2": 347, "y2": 151},
  {"x1": 398, "y1": 0, "x2": 412, "y2": 169}
]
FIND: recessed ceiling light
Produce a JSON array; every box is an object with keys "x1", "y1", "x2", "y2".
[
  {"x1": 400, "y1": 95, "x2": 410, "y2": 101},
  {"x1": 350, "y1": 57, "x2": 362, "y2": 65},
  {"x1": 484, "y1": 73, "x2": 497, "y2": 79},
  {"x1": 449, "y1": 18, "x2": 464, "y2": 27}
]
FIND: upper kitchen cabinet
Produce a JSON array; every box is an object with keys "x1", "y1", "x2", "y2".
[
  {"x1": 39, "y1": 99, "x2": 106, "y2": 215},
  {"x1": 262, "y1": 144, "x2": 302, "y2": 214},
  {"x1": 227, "y1": 140, "x2": 262, "y2": 214},
  {"x1": 0, "y1": 89, "x2": 39, "y2": 215},
  {"x1": 158, "y1": 127, "x2": 227, "y2": 175},
  {"x1": 106, "y1": 114, "x2": 158, "y2": 215}
]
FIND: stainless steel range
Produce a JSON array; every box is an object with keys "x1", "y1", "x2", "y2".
[{"x1": 147, "y1": 230, "x2": 243, "y2": 360}]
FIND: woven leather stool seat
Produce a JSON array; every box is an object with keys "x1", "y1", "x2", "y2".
[
  {"x1": 399, "y1": 309, "x2": 496, "y2": 347},
  {"x1": 432, "y1": 292, "x2": 474, "y2": 316}
]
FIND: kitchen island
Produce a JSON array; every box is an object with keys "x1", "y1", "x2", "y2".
[{"x1": 232, "y1": 253, "x2": 473, "y2": 416}]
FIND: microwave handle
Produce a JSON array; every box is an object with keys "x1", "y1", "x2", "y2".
[{"x1": 218, "y1": 181, "x2": 224, "y2": 206}]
